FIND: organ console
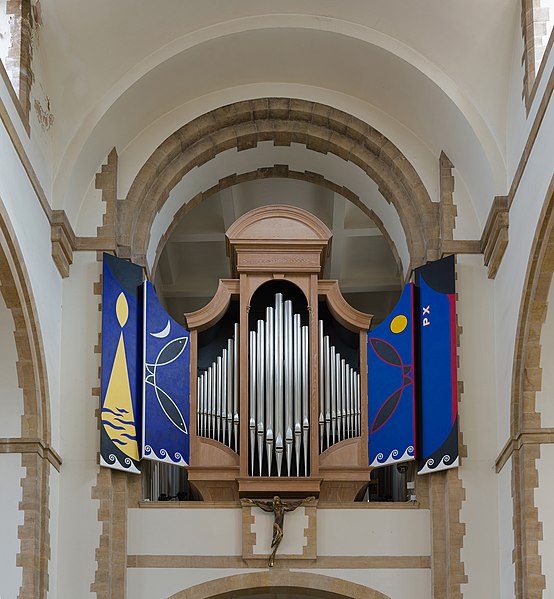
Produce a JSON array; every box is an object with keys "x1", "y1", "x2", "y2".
[{"x1": 185, "y1": 205, "x2": 372, "y2": 501}]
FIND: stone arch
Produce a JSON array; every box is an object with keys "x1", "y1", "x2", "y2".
[
  {"x1": 508, "y1": 177, "x2": 554, "y2": 598},
  {"x1": 151, "y1": 165, "x2": 404, "y2": 283},
  {"x1": 0, "y1": 198, "x2": 55, "y2": 599},
  {"x1": 121, "y1": 98, "x2": 436, "y2": 269},
  {"x1": 167, "y1": 571, "x2": 392, "y2": 599}
]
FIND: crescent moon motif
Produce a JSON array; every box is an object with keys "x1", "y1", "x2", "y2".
[{"x1": 150, "y1": 320, "x2": 171, "y2": 338}]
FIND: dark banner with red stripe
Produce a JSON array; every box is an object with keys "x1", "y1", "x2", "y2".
[{"x1": 414, "y1": 255, "x2": 459, "y2": 474}]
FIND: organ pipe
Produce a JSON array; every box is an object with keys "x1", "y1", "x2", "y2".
[
  {"x1": 318, "y1": 319, "x2": 361, "y2": 453},
  {"x1": 196, "y1": 297, "x2": 361, "y2": 474},
  {"x1": 197, "y1": 325, "x2": 240, "y2": 453}
]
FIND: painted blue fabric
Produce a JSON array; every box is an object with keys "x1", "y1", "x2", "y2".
[
  {"x1": 100, "y1": 253, "x2": 143, "y2": 473},
  {"x1": 415, "y1": 256, "x2": 459, "y2": 474},
  {"x1": 367, "y1": 283, "x2": 415, "y2": 467},
  {"x1": 142, "y1": 282, "x2": 190, "y2": 466}
]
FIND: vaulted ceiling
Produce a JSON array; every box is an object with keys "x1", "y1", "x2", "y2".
[{"x1": 32, "y1": 1, "x2": 522, "y2": 319}]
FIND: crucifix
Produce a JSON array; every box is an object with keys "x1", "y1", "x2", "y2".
[{"x1": 243, "y1": 495, "x2": 314, "y2": 567}]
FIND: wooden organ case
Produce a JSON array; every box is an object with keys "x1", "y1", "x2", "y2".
[{"x1": 185, "y1": 206, "x2": 372, "y2": 501}]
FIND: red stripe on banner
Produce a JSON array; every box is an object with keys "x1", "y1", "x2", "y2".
[
  {"x1": 410, "y1": 283, "x2": 417, "y2": 458},
  {"x1": 449, "y1": 293, "x2": 458, "y2": 423}
]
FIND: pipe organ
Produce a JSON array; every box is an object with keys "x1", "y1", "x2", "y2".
[
  {"x1": 196, "y1": 322, "x2": 239, "y2": 453},
  {"x1": 247, "y1": 293, "x2": 311, "y2": 478},
  {"x1": 318, "y1": 319, "x2": 361, "y2": 453},
  {"x1": 185, "y1": 205, "x2": 372, "y2": 501}
]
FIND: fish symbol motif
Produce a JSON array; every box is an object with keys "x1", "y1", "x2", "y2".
[
  {"x1": 369, "y1": 338, "x2": 413, "y2": 433},
  {"x1": 145, "y1": 336, "x2": 189, "y2": 434}
]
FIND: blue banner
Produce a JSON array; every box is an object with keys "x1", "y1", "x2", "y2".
[
  {"x1": 100, "y1": 254, "x2": 143, "y2": 473},
  {"x1": 415, "y1": 255, "x2": 459, "y2": 474},
  {"x1": 142, "y1": 282, "x2": 190, "y2": 466},
  {"x1": 367, "y1": 283, "x2": 415, "y2": 467}
]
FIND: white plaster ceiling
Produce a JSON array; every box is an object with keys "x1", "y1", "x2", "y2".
[
  {"x1": 32, "y1": 0, "x2": 521, "y2": 331},
  {"x1": 36, "y1": 0, "x2": 519, "y2": 224}
]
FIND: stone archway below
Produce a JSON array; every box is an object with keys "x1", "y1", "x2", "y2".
[{"x1": 168, "y1": 571, "x2": 392, "y2": 599}]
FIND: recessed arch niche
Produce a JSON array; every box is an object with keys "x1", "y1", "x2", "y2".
[{"x1": 120, "y1": 98, "x2": 437, "y2": 272}]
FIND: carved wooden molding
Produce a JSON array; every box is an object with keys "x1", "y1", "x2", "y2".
[
  {"x1": 226, "y1": 204, "x2": 332, "y2": 277},
  {"x1": 185, "y1": 279, "x2": 239, "y2": 331},
  {"x1": 318, "y1": 280, "x2": 372, "y2": 332}
]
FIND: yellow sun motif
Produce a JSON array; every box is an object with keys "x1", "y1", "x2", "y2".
[{"x1": 390, "y1": 314, "x2": 408, "y2": 334}]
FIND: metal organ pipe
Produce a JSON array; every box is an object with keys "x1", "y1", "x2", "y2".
[
  {"x1": 274, "y1": 294, "x2": 284, "y2": 476},
  {"x1": 196, "y1": 298, "x2": 360, "y2": 474},
  {"x1": 293, "y1": 313, "x2": 302, "y2": 476},
  {"x1": 301, "y1": 324, "x2": 309, "y2": 475},
  {"x1": 284, "y1": 300, "x2": 294, "y2": 476},
  {"x1": 318, "y1": 319, "x2": 361, "y2": 453},
  {"x1": 226, "y1": 339, "x2": 233, "y2": 447},
  {"x1": 324, "y1": 335, "x2": 331, "y2": 449},
  {"x1": 256, "y1": 320, "x2": 265, "y2": 476},
  {"x1": 197, "y1": 325, "x2": 240, "y2": 453},
  {"x1": 318, "y1": 321, "x2": 324, "y2": 453},
  {"x1": 249, "y1": 330, "x2": 256, "y2": 475},
  {"x1": 246, "y1": 293, "x2": 311, "y2": 477},
  {"x1": 265, "y1": 307, "x2": 274, "y2": 475},
  {"x1": 330, "y1": 345, "x2": 336, "y2": 444},
  {"x1": 221, "y1": 350, "x2": 227, "y2": 446},
  {"x1": 233, "y1": 323, "x2": 239, "y2": 452}
]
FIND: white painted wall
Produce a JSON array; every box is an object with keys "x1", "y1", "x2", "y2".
[
  {"x1": 317, "y1": 508, "x2": 430, "y2": 557},
  {"x1": 493, "y1": 98, "x2": 554, "y2": 453},
  {"x1": 75, "y1": 174, "x2": 106, "y2": 237},
  {"x1": 127, "y1": 508, "x2": 242, "y2": 556},
  {"x1": 56, "y1": 252, "x2": 103, "y2": 599},
  {"x1": 0, "y1": 114, "x2": 62, "y2": 452},
  {"x1": 300, "y1": 569, "x2": 431, "y2": 599},
  {"x1": 252, "y1": 507, "x2": 308, "y2": 556},
  {"x1": 0, "y1": 453, "x2": 24, "y2": 599},
  {"x1": 127, "y1": 506, "x2": 431, "y2": 599},
  {"x1": 457, "y1": 255, "x2": 500, "y2": 598}
]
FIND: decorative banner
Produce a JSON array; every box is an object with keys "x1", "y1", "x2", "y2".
[
  {"x1": 142, "y1": 282, "x2": 190, "y2": 466},
  {"x1": 367, "y1": 283, "x2": 415, "y2": 467},
  {"x1": 415, "y1": 255, "x2": 459, "y2": 474},
  {"x1": 100, "y1": 254, "x2": 143, "y2": 473}
]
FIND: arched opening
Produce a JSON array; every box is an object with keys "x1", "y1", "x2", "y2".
[
  {"x1": 167, "y1": 571, "x2": 392, "y2": 599},
  {"x1": 136, "y1": 101, "x2": 432, "y2": 505},
  {"x1": 0, "y1": 199, "x2": 53, "y2": 599},
  {"x1": 508, "y1": 177, "x2": 554, "y2": 596},
  {"x1": 122, "y1": 98, "x2": 435, "y2": 272},
  {"x1": 153, "y1": 178, "x2": 402, "y2": 325}
]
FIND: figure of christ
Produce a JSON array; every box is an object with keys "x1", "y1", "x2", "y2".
[{"x1": 243, "y1": 495, "x2": 315, "y2": 567}]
